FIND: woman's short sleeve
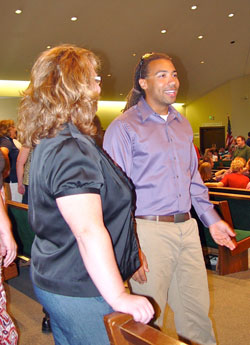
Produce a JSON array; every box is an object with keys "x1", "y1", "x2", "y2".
[{"x1": 46, "y1": 138, "x2": 104, "y2": 198}]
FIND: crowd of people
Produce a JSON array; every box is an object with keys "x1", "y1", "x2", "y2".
[
  {"x1": 0, "y1": 44, "x2": 248, "y2": 345},
  {"x1": 198, "y1": 139, "x2": 250, "y2": 189}
]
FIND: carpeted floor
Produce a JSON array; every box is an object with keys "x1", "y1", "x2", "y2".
[
  {"x1": 4, "y1": 282, "x2": 54, "y2": 345},
  {"x1": 163, "y1": 269, "x2": 250, "y2": 345},
  {"x1": 5, "y1": 264, "x2": 250, "y2": 345}
]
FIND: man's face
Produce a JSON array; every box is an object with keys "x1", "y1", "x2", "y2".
[
  {"x1": 139, "y1": 59, "x2": 180, "y2": 114},
  {"x1": 236, "y1": 137, "x2": 245, "y2": 148}
]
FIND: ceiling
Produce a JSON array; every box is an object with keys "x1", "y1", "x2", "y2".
[{"x1": 1, "y1": 0, "x2": 250, "y2": 104}]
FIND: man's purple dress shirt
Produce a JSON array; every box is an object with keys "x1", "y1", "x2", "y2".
[{"x1": 103, "y1": 97, "x2": 220, "y2": 227}]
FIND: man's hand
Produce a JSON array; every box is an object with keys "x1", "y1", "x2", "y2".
[
  {"x1": 132, "y1": 250, "x2": 149, "y2": 284},
  {"x1": 209, "y1": 220, "x2": 236, "y2": 250},
  {"x1": 18, "y1": 183, "x2": 25, "y2": 195}
]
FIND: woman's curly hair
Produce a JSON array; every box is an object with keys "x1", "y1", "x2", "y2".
[{"x1": 17, "y1": 44, "x2": 100, "y2": 147}]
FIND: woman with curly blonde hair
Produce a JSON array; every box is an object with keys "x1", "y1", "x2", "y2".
[
  {"x1": 206, "y1": 157, "x2": 249, "y2": 189},
  {"x1": 17, "y1": 44, "x2": 153, "y2": 345}
]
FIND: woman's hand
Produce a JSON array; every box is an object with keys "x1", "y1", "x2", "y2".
[
  {"x1": 110, "y1": 291, "x2": 154, "y2": 324},
  {"x1": 0, "y1": 196, "x2": 17, "y2": 267},
  {"x1": 0, "y1": 231, "x2": 17, "y2": 267}
]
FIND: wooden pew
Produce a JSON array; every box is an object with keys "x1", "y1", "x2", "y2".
[
  {"x1": 208, "y1": 186, "x2": 250, "y2": 196},
  {"x1": 205, "y1": 193, "x2": 250, "y2": 274},
  {"x1": 6, "y1": 200, "x2": 34, "y2": 259},
  {"x1": 104, "y1": 312, "x2": 200, "y2": 345},
  {"x1": 209, "y1": 191, "x2": 250, "y2": 231},
  {"x1": 2, "y1": 200, "x2": 31, "y2": 281},
  {"x1": 210, "y1": 200, "x2": 250, "y2": 274}
]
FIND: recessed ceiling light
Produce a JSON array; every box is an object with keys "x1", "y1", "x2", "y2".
[
  {"x1": 71, "y1": 16, "x2": 77, "y2": 21},
  {"x1": 228, "y1": 13, "x2": 234, "y2": 18},
  {"x1": 191, "y1": 5, "x2": 197, "y2": 10},
  {"x1": 107, "y1": 74, "x2": 112, "y2": 77},
  {"x1": 200, "y1": 61, "x2": 205, "y2": 64},
  {"x1": 198, "y1": 35, "x2": 204, "y2": 39},
  {"x1": 161, "y1": 29, "x2": 167, "y2": 34},
  {"x1": 132, "y1": 53, "x2": 136, "y2": 57},
  {"x1": 47, "y1": 45, "x2": 51, "y2": 49},
  {"x1": 119, "y1": 93, "x2": 123, "y2": 96},
  {"x1": 15, "y1": 9, "x2": 22, "y2": 14}
]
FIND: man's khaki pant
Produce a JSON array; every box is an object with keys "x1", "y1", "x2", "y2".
[{"x1": 130, "y1": 218, "x2": 216, "y2": 345}]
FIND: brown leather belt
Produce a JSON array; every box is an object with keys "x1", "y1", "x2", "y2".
[{"x1": 136, "y1": 213, "x2": 190, "y2": 223}]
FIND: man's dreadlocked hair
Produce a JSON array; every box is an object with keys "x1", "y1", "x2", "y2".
[{"x1": 123, "y1": 52, "x2": 172, "y2": 112}]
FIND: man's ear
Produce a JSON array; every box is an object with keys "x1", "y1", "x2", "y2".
[{"x1": 138, "y1": 78, "x2": 147, "y2": 91}]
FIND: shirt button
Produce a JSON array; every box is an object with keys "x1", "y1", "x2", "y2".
[
  {"x1": 176, "y1": 175, "x2": 179, "y2": 178},
  {"x1": 179, "y1": 194, "x2": 181, "y2": 197}
]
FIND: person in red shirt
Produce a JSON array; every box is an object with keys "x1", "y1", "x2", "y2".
[{"x1": 206, "y1": 158, "x2": 250, "y2": 189}]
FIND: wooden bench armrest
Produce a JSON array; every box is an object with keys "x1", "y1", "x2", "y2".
[
  {"x1": 104, "y1": 312, "x2": 199, "y2": 345},
  {"x1": 6, "y1": 200, "x2": 28, "y2": 210},
  {"x1": 230, "y1": 236, "x2": 250, "y2": 256}
]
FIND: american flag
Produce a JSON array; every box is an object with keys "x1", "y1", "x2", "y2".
[{"x1": 225, "y1": 116, "x2": 233, "y2": 149}]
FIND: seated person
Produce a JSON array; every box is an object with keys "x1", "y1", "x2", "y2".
[
  {"x1": 242, "y1": 158, "x2": 250, "y2": 179},
  {"x1": 206, "y1": 158, "x2": 250, "y2": 189},
  {"x1": 210, "y1": 144, "x2": 219, "y2": 161},
  {"x1": 199, "y1": 162, "x2": 215, "y2": 182},
  {"x1": 214, "y1": 157, "x2": 246, "y2": 181},
  {"x1": 218, "y1": 147, "x2": 230, "y2": 160}
]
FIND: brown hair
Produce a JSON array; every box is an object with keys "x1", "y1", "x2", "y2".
[
  {"x1": 17, "y1": 44, "x2": 100, "y2": 147},
  {"x1": 199, "y1": 162, "x2": 212, "y2": 182},
  {"x1": 0, "y1": 120, "x2": 15, "y2": 137},
  {"x1": 236, "y1": 136, "x2": 246, "y2": 142}
]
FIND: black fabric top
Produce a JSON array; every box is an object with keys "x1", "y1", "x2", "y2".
[
  {"x1": 0, "y1": 137, "x2": 19, "y2": 183},
  {"x1": 29, "y1": 123, "x2": 140, "y2": 297}
]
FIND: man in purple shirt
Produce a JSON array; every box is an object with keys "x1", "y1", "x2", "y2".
[{"x1": 103, "y1": 53, "x2": 235, "y2": 345}]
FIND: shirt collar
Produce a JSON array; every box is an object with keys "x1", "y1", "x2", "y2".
[
  {"x1": 137, "y1": 96, "x2": 182, "y2": 123},
  {"x1": 67, "y1": 122, "x2": 96, "y2": 145}
]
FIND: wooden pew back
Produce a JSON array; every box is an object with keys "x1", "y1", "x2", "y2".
[
  {"x1": 209, "y1": 192, "x2": 250, "y2": 230},
  {"x1": 104, "y1": 312, "x2": 199, "y2": 345},
  {"x1": 208, "y1": 186, "x2": 250, "y2": 196}
]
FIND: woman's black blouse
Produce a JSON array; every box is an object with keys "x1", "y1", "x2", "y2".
[{"x1": 29, "y1": 123, "x2": 140, "y2": 297}]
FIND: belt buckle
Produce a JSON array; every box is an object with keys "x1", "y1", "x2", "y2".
[{"x1": 174, "y1": 213, "x2": 186, "y2": 223}]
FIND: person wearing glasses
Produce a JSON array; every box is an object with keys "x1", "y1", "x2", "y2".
[
  {"x1": 17, "y1": 45, "x2": 154, "y2": 345},
  {"x1": 103, "y1": 52, "x2": 235, "y2": 345}
]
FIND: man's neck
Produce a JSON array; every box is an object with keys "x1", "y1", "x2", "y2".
[{"x1": 145, "y1": 98, "x2": 169, "y2": 115}]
